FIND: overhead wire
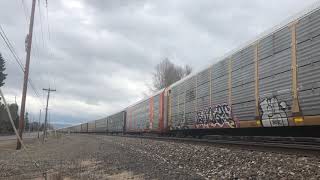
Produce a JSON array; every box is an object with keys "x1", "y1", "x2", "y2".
[
  {"x1": 41, "y1": 0, "x2": 56, "y2": 112},
  {"x1": 19, "y1": 0, "x2": 45, "y2": 65},
  {"x1": 37, "y1": 0, "x2": 45, "y2": 48},
  {"x1": 44, "y1": 0, "x2": 56, "y2": 124},
  {"x1": 17, "y1": 0, "x2": 52, "y2": 109},
  {"x1": 0, "y1": 26, "x2": 34, "y2": 88},
  {"x1": 44, "y1": 0, "x2": 54, "y2": 89},
  {"x1": 0, "y1": 28, "x2": 24, "y2": 70},
  {"x1": 19, "y1": 0, "x2": 29, "y2": 23},
  {"x1": 0, "y1": 25, "x2": 44, "y2": 108},
  {"x1": 45, "y1": 0, "x2": 51, "y2": 41},
  {"x1": 16, "y1": 0, "x2": 55, "y2": 123}
]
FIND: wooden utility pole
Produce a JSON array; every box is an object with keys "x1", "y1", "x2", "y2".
[
  {"x1": 17, "y1": 0, "x2": 37, "y2": 150},
  {"x1": 37, "y1": 109, "x2": 41, "y2": 139},
  {"x1": 25, "y1": 112, "x2": 29, "y2": 132},
  {"x1": 28, "y1": 114, "x2": 31, "y2": 133},
  {"x1": 42, "y1": 88, "x2": 56, "y2": 143}
]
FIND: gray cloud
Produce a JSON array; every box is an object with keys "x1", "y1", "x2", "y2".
[{"x1": 0, "y1": 0, "x2": 318, "y2": 126}]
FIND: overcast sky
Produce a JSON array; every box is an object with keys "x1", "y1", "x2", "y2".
[{"x1": 0, "y1": 0, "x2": 319, "y2": 127}]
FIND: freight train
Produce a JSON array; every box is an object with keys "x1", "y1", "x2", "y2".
[{"x1": 59, "y1": 6, "x2": 320, "y2": 137}]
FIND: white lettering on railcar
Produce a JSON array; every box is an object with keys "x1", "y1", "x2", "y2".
[
  {"x1": 195, "y1": 104, "x2": 237, "y2": 128},
  {"x1": 259, "y1": 97, "x2": 289, "y2": 127}
]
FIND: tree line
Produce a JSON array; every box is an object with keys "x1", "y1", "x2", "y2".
[
  {"x1": 0, "y1": 52, "x2": 14, "y2": 134},
  {"x1": 0, "y1": 107, "x2": 53, "y2": 134}
]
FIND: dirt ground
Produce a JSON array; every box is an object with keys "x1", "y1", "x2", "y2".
[
  {"x1": 0, "y1": 134, "x2": 147, "y2": 180},
  {"x1": 0, "y1": 133, "x2": 37, "y2": 150},
  {"x1": 0, "y1": 134, "x2": 320, "y2": 180}
]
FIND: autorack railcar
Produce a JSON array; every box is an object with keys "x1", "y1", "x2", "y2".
[
  {"x1": 95, "y1": 118, "x2": 107, "y2": 133},
  {"x1": 106, "y1": 111, "x2": 126, "y2": 134},
  {"x1": 59, "y1": 5, "x2": 320, "y2": 137},
  {"x1": 125, "y1": 89, "x2": 167, "y2": 134},
  {"x1": 166, "y1": 6, "x2": 320, "y2": 132},
  {"x1": 87, "y1": 121, "x2": 96, "y2": 133},
  {"x1": 81, "y1": 123, "x2": 88, "y2": 133}
]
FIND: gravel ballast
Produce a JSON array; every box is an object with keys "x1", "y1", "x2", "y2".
[{"x1": 0, "y1": 134, "x2": 320, "y2": 179}]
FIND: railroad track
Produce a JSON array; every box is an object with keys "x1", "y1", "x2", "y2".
[{"x1": 118, "y1": 134, "x2": 320, "y2": 152}]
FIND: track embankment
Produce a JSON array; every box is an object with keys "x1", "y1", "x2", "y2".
[{"x1": 0, "y1": 134, "x2": 320, "y2": 179}]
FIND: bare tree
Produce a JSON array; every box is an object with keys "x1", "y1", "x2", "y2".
[
  {"x1": 152, "y1": 58, "x2": 193, "y2": 91},
  {"x1": 184, "y1": 65, "x2": 192, "y2": 76}
]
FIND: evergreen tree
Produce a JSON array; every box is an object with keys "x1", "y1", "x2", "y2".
[
  {"x1": 0, "y1": 53, "x2": 7, "y2": 87},
  {"x1": 0, "y1": 53, "x2": 9, "y2": 133}
]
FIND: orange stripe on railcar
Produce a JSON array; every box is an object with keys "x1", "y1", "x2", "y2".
[{"x1": 159, "y1": 92, "x2": 164, "y2": 132}]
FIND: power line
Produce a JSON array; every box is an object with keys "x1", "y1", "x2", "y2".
[
  {"x1": 0, "y1": 26, "x2": 24, "y2": 69},
  {"x1": 17, "y1": 0, "x2": 37, "y2": 150},
  {"x1": 19, "y1": 0, "x2": 46, "y2": 65},
  {"x1": 33, "y1": 0, "x2": 53, "y2": 87},
  {"x1": 0, "y1": 26, "x2": 39, "y2": 95},
  {"x1": 45, "y1": 0, "x2": 51, "y2": 41},
  {"x1": 13, "y1": 0, "x2": 53, "y2": 110},
  {"x1": 37, "y1": 0, "x2": 45, "y2": 48},
  {"x1": 19, "y1": 0, "x2": 29, "y2": 23},
  {"x1": 43, "y1": 0, "x2": 55, "y2": 90},
  {"x1": 0, "y1": 25, "x2": 43, "y2": 107}
]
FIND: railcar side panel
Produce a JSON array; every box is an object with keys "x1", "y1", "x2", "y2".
[
  {"x1": 81, "y1": 123, "x2": 88, "y2": 133},
  {"x1": 64, "y1": 7, "x2": 320, "y2": 134},
  {"x1": 107, "y1": 111, "x2": 126, "y2": 133},
  {"x1": 168, "y1": 8, "x2": 320, "y2": 130},
  {"x1": 95, "y1": 118, "x2": 107, "y2": 132},
  {"x1": 257, "y1": 29, "x2": 293, "y2": 127},
  {"x1": 75, "y1": 124, "x2": 82, "y2": 133},
  {"x1": 296, "y1": 9, "x2": 320, "y2": 124},
  {"x1": 87, "y1": 121, "x2": 96, "y2": 133},
  {"x1": 231, "y1": 46, "x2": 255, "y2": 123},
  {"x1": 126, "y1": 90, "x2": 166, "y2": 133}
]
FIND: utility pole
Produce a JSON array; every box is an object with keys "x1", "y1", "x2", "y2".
[
  {"x1": 38, "y1": 109, "x2": 41, "y2": 139},
  {"x1": 25, "y1": 112, "x2": 29, "y2": 133},
  {"x1": 31, "y1": 117, "x2": 33, "y2": 132},
  {"x1": 42, "y1": 88, "x2": 56, "y2": 143},
  {"x1": 28, "y1": 114, "x2": 31, "y2": 133},
  {"x1": 17, "y1": 0, "x2": 37, "y2": 150}
]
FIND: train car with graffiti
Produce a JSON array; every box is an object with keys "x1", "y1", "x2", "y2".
[
  {"x1": 166, "y1": 6, "x2": 320, "y2": 132},
  {"x1": 59, "y1": 5, "x2": 320, "y2": 137},
  {"x1": 125, "y1": 89, "x2": 167, "y2": 133}
]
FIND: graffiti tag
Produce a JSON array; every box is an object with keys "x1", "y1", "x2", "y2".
[
  {"x1": 259, "y1": 97, "x2": 289, "y2": 127},
  {"x1": 172, "y1": 113, "x2": 188, "y2": 130},
  {"x1": 195, "y1": 104, "x2": 236, "y2": 128}
]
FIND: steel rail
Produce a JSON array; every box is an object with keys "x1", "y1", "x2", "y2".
[{"x1": 114, "y1": 134, "x2": 320, "y2": 152}]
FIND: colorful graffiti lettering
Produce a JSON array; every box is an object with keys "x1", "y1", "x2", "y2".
[
  {"x1": 195, "y1": 104, "x2": 236, "y2": 128},
  {"x1": 259, "y1": 97, "x2": 289, "y2": 127}
]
